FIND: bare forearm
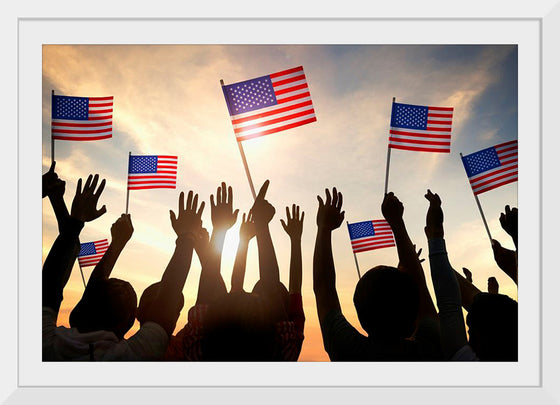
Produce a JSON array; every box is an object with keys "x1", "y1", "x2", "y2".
[
  {"x1": 288, "y1": 238, "x2": 303, "y2": 294},
  {"x1": 313, "y1": 229, "x2": 341, "y2": 323},
  {"x1": 391, "y1": 219, "x2": 437, "y2": 319},
  {"x1": 48, "y1": 194, "x2": 70, "y2": 233},
  {"x1": 42, "y1": 217, "x2": 83, "y2": 313},
  {"x1": 88, "y1": 243, "x2": 124, "y2": 282},
  {"x1": 255, "y1": 224, "x2": 280, "y2": 285},
  {"x1": 231, "y1": 239, "x2": 250, "y2": 293}
]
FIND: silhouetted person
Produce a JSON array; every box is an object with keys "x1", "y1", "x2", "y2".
[
  {"x1": 313, "y1": 188, "x2": 441, "y2": 361},
  {"x1": 487, "y1": 277, "x2": 499, "y2": 294}
]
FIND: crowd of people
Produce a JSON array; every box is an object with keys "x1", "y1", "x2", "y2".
[{"x1": 42, "y1": 161, "x2": 518, "y2": 361}]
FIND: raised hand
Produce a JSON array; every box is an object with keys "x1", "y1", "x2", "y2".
[
  {"x1": 43, "y1": 161, "x2": 65, "y2": 199},
  {"x1": 488, "y1": 276, "x2": 499, "y2": 294},
  {"x1": 462, "y1": 267, "x2": 473, "y2": 283},
  {"x1": 210, "y1": 182, "x2": 239, "y2": 231},
  {"x1": 170, "y1": 190, "x2": 205, "y2": 237},
  {"x1": 70, "y1": 174, "x2": 107, "y2": 223},
  {"x1": 491, "y1": 239, "x2": 517, "y2": 284},
  {"x1": 423, "y1": 189, "x2": 444, "y2": 239},
  {"x1": 414, "y1": 244, "x2": 425, "y2": 264},
  {"x1": 110, "y1": 213, "x2": 134, "y2": 249},
  {"x1": 381, "y1": 192, "x2": 404, "y2": 225},
  {"x1": 499, "y1": 205, "x2": 518, "y2": 247},
  {"x1": 316, "y1": 187, "x2": 344, "y2": 231},
  {"x1": 281, "y1": 204, "x2": 304, "y2": 240},
  {"x1": 251, "y1": 180, "x2": 276, "y2": 226},
  {"x1": 239, "y1": 212, "x2": 256, "y2": 243}
]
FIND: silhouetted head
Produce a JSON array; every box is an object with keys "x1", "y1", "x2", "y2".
[
  {"x1": 201, "y1": 291, "x2": 276, "y2": 361},
  {"x1": 70, "y1": 278, "x2": 137, "y2": 340},
  {"x1": 353, "y1": 265, "x2": 419, "y2": 341},
  {"x1": 252, "y1": 279, "x2": 289, "y2": 316},
  {"x1": 466, "y1": 293, "x2": 518, "y2": 361},
  {"x1": 136, "y1": 282, "x2": 184, "y2": 328}
]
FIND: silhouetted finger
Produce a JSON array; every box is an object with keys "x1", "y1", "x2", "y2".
[
  {"x1": 210, "y1": 194, "x2": 215, "y2": 208},
  {"x1": 256, "y1": 180, "x2": 270, "y2": 201},
  {"x1": 336, "y1": 191, "x2": 343, "y2": 210},
  {"x1": 197, "y1": 201, "x2": 205, "y2": 217},
  {"x1": 221, "y1": 182, "x2": 227, "y2": 204},
  {"x1": 178, "y1": 191, "x2": 185, "y2": 213},
  {"x1": 94, "y1": 178, "x2": 106, "y2": 198},
  {"x1": 90, "y1": 174, "x2": 99, "y2": 193},
  {"x1": 325, "y1": 188, "x2": 332, "y2": 205},
  {"x1": 317, "y1": 195, "x2": 324, "y2": 207},
  {"x1": 301, "y1": 211, "x2": 305, "y2": 223},
  {"x1": 49, "y1": 161, "x2": 56, "y2": 173},
  {"x1": 228, "y1": 185, "x2": 233, "y2": 205},
  {"x1": 83, "y1": 175, "x2": 93, "y2": 192},
  {"x1": 192, "y1": 193, "x2": 198, "y2": 211},
  {"x1": 76, "y1": 178, "x2": 83, "y2": 196},
  {"x1": 286, "y1": 206, "x2": 291, "y2": 221},
  {"x1": 280, "y1": 219, "x2": 287, "y2": 231},
  {"x1": 186, "y1": 190, "x2": 193, "y2": 211}
]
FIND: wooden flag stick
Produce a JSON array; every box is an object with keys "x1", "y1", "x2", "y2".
[
  {"x1": 125, "y1": 151, "x2": 131, "y2": 214},
  {"x1": 460, "y1": 153, "x2": 493, "y2": 243},
  {"x1": 78, "y1": 265, "x2": 87, "y2": 289},
  {"x1": 383, "y1": 97, "x2": 396, "y2": 195},
  {"x1": 51, "y1": 90, "x2": 55, "y2": 164},
  {"x1": 220, "y1": 79, "x2": 257, "y2": 200},
  {"x1": 347, "y1": 221, "x2": 362, "y2": 279}
]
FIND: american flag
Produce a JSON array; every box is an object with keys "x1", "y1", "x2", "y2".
[
  {"x1": 389, "y1": 102, "x2": 453, "y2": 153},
  {"x1": 347, "y1": 220, "x2": 396, "y2": 253},
  {"x1": 127, "y1": 155, "x2": 178, "y2": 190},
  {"x1": 222, "y1": 66, "x2": 316, "y2": 142},
  {"x1": 51, "y1": 94, "x2": 113, "y2": 141},
  {"x1": 461, "y1": 140, "x2": 518, "y2": 195},
  {"x1": 78, "y1": 239, "x2": 109, "y2": 268}
]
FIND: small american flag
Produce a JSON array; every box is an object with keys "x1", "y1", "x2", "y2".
[
  {"x1": 51, "y1": 94, "x2": 113, "y2": 141},
  {"x1": 127, "y1": 155, "x2": 178, "y2": 190},
  {"x1": 222, "y1": 66, "x2": 316, "y2": 142},
  {"x1": 78, "y1": 239, "x2": 109, "y2": 267},
  {"x1": 461, "y1": 140, "x2": 518, "y2": 195},
  {"x1": 347, "y1": 220, "x2": 395, "y2": 253},
  {"x1": 389, "y1": 102, "x2": 453, "y2": 153}
]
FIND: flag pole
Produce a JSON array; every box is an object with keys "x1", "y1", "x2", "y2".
[
  {"x1": 347, "y1": 221, "x2": 362, "y2": 279},
  {"x1": 220, "y1": 79, "x2": 257, "y2": 200},
  {"x1": 460, "y1": 153, "x2": 493, "y2": 243},
  {"x1": 125, "y1": 151, "x2": 131, "y2": 214},
  {"x1": 51, "y1": 90, "x2": 55, "y2": 164},
  {"x1": 383, "y1": 97, "x2": 396, "y2": 194},
  {"x1": 78, "y1": 265, "x2": 87, "y2": 289}
]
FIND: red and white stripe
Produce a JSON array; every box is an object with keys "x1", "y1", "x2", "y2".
[
  {"x1": 389, "y1": 106, "x2": 453, "y2": 153},
  {"x1": 469, "y1": 140, "x2": 518, "y2": 195},
  {"x1": 230, "y1": 66, "x2": 316, "y2": 142},
  {"x1": 127, "y1": 155, "x2": 178, "y2": 190},
  {"x1": 78, "y1": 239, "x2": 109, "y2": 267},
  {"x1": 351, "y1": 220, "x2": 396, "y2": 253},
  {"x1": 52, "y1": 96, "x2": 113, "y2": 141}
]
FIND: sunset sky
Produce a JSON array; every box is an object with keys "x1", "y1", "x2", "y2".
[{"x1": 42, "y1": 44, "x2": 518, "y2": 361}]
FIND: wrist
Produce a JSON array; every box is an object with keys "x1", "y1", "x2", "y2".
[{"x1": 176, "y1": 232, "x2": 196, "y2": 245}]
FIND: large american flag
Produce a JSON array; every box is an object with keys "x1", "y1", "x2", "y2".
[
  {"x1": 389, "y1": 102, "x2": 453, "y2": 153},
  {"x1": 78, "y1": 239, "x2": 109, "y2": 268},
  {"x1": 127, "y1": 155, "x2": 178, "y2": 190},
  {"x1": 51, "y1": 94, "x2": 113, "y2": 141},
  {"x1": 461, "y1": 140, "x2": 518, "y2": 195},
  {"x1": 222, "y1": 66, "x2": 316, "y2": 142},
  {"x1": 347, "y1": 220, "x2": 395, "y2": 253}
]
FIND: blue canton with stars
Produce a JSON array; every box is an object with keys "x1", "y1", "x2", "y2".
[
  {"x1": 78, "y1": 242, "x2": 97, "y2": 256},
  {"x1": 52, "y1": 95, "x2": 89, "y2": 120},
  {"x1": 390, "y1": 102, "x2": 429, "y2": 130},
  {"x1": 462, "y1": 147, "x2": 501, "y2": 177},
  {"x1": 222, "y1": 75, "x2": 278, "y2": 116},
  {"x1": 348, "y1": 221, "x2": 376, "y2": 240},
  {"x1": 129, "y1": 155, "x2": 158, "y2": 173}
]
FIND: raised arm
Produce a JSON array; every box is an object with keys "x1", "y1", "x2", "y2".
[
  {"x1": 281, "y1": 204, "x2": 304, "y2": 295},
  {"x1": 42, "y1": 174, "x2": 107, "y2": 315},
  {"x1": 382, "y1": 192, "x2": 437, "y2": 322},
  {"x1": 88, "y1": 214, "x2": 134, "y2": 283},
  {"x1": 424, "y1": 189, "x2": 468, "y2": 359},
  {"x1": 251, "y1": 180, "x2": 280, "y2": 287},
  {"x1": 313, "y1": 187, "x2": 344, "y2": 323},
  {"x1": 141, "y1": 190, "x2": 203, "y2": 335},
  {"x1": 43, "y1": 161, "x2": 70, "y2": 232},
  {"x1": 500, "y1": 205, "x2": 518, "y2": 249},
  {"x1": 230, "y1": 212, "x2": 256, "y2": 293},
  {"x1": 454, "y1": 268, "x2": 482, "y2": 312},
  {"x1": 195, "y1": 182, "x2": 238, "y2": 304},
  {"x1": 491, "y1": 239, "x2": 518, "y2": 285}
]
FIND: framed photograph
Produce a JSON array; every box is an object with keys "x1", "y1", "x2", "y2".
[{"x1": 6, "y1": 1, "x2": 559, "y2": 403}]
